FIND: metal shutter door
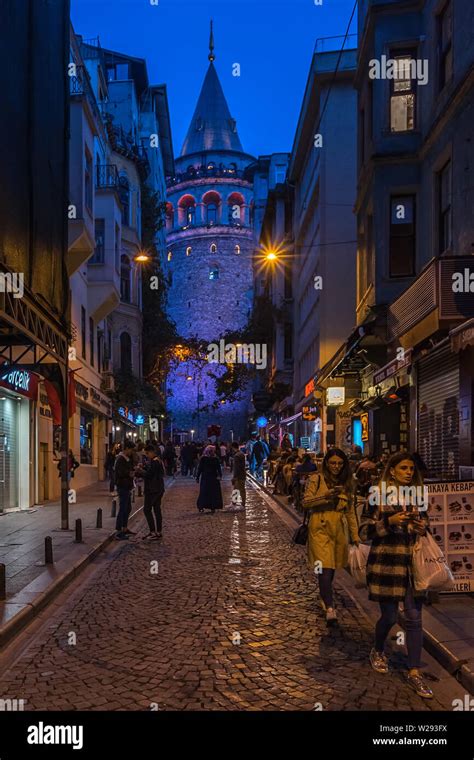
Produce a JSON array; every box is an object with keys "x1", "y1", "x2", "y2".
[{"x1": 417, "y1": 346, "x2": 459, "y2": 480}]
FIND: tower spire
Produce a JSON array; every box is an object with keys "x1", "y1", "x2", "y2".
[{"x1": 208, "y1": 19, "x2": 215, "y2": 62}]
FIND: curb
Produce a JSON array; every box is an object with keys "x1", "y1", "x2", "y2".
[
  {"x1": 0, "y1": 498, "x2": 145, "y2": 650},
  {"x1": 249, "y1": 473, "x2": 474, "y2": 696}
]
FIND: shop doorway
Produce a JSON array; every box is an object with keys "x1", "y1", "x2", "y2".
[
  {"x1": 0, "y1": 396, "x2": 19, "y2": 511},
  {"x1": 39, "y1": 442, "x2": 49, "y2": 502}
]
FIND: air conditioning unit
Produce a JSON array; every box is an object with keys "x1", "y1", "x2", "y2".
[{"x1": 101, "y1": 372, "x2": 115, "y2": 392}]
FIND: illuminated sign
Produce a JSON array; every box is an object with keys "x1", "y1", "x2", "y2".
[
  {"x1": 302, "y1": 404, "x2": 318, "y2": 420},
  {"x1": 304, "y1": 378, "x2": 315, "y2": 397},
  {"x1": 0, "y1": 367, "x2": 39, "y2": 400},
  {"x1": 326, "y1": 387, "x2": 345, "y2": 406},
  {"x1": 361, "y1": 413, "x2": 369, "y2": 442},
  {"x1": 256, "y1": 416, "x2": 268, "y2": 428}
]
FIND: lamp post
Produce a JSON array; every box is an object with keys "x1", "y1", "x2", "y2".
[{"x1": 190, "y1": 429, "x2": 195, "y2": 441}]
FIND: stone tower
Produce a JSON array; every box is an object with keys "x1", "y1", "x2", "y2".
[{"x1": 164, "y1": 24, "x2": 256, "y2": 441}]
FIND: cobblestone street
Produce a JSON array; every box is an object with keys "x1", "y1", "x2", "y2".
[{"x1": 0, "y1": 475, "x2": 464, "y2": 711}]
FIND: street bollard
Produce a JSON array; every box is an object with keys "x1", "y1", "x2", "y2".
[
  {"x1": 111, "y1": 499, "x2": 117, "y2": 518},
  {"x1": 96, "y1": 508, "x2": 103, "y2": 529},
  {"x1": 137, "y1": 484, "x2": 142, "y2": 497},
  {"x1": 45, "y1": 536, "x2": 53, "y2": 565},
  {"x1": 0, "y1": 563, "x2": 5, "y2": 600},
  {"x1": 75, "y1": 519, "x2": 83, "y2": 544}
]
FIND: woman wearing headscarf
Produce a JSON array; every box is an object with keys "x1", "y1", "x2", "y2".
[
  {"x1": 196, "y1": 445, "x2": 223, "y2": 513},
  {"x1": 302, "y1": 447, "x2": 359, "y2": 626}
]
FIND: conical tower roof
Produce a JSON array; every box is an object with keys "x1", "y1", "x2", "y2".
[{"x1": 180, "y1": 24, "x2": 243, "y2": 157}]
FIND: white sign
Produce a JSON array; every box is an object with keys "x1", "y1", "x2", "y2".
[
  {"x1": 427, "y1": 481, "x2": 474, "y2": 592},
  {"x1": 326, "y1": 387, "x2": 345, "y2": 406}
]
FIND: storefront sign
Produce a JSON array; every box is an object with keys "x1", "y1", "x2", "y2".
[
  {"x1": 302, "y1": 404, "x2": 318, "y2": 420},
  {"x1": 300, "y1": 436, "x2": 311, "y2": 449},
  {"x1": 304, "y1": 378, "x2": 315, "y2": 397},
  {"x1": 75, "y1": 381, "x2": 112, "y2": 416},
  {"x1": 426, "y1": 481, "x2": 474, "y2": 592},
  {"x1": 326, "y1": 387, "x2": 345, "y2": 406},
  {"x1": 373, "y1": 349, "x2": 413, "y2": 385},
  {"x1": 0, "y1": 367, "x2": 39, "y2": 400},
  {"x1": 361, "y1": 413, "x2": 369, "y2": 442}
]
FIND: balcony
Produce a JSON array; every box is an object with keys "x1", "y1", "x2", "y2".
[
  {"x1": 167, "y1": 166, "x2": 248, "y2": 188},
  {"x1": 96, "y1": 164, "x2": 119, "y2": 190},
  {"x1": 69, "y1": 64, "x2": 103, "y2": 129},
  {"x1": 387, "y1": 256, "x2": 474, "y2": 346}
]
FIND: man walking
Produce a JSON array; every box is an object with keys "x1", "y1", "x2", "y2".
[
  {"x1": 114, "y1": 440, "x2": 136, "y2": 540},
  {"x1": 137, "y1": 443, "x2": 165, "y2": 540},
  {"x1": 228, "y1": 441, "x2": 247, "y2": 511}
]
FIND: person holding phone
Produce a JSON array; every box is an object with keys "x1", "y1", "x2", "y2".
[
  {"x1": 359, "y1": 452, "x2": 433, "y2": 699},
  {"x1": 302, "y1": 448, "x2": 359, "y2": 626}
]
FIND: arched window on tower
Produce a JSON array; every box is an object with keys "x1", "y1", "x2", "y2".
[
  {"x1": 186, "y1": 246, "x2": 192, "y2": 257},
  {"x1": 210, "y1": 243, "x2": 217, "y2": 254},
  {"x1": 202, "y1": 191, "x2": 221, "y2": 226},
  {"x1": 209, "y1": 265, "x2": 219, "y2": 281},
  {"x1": 120, "y1": 332, "x2": 132, "y2": 373},
  {"x1": 167, "y1": 251, "x2": 172, "y2": 262},
  {"x1": 178, "y1": 194, "x2": 196, "y2": 227},
  {"x1": 227, "y1": 192, "x2": 245, "y2": 226},
  {"x1": 235, "y1": 245, "x2": 241, "y2": 255},
  {"x1": 120, "y1": 255, "x2": 131, "y2": 303}
]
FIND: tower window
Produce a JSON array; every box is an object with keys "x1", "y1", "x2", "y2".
[
  {"x1": 167, "y1": 251, "x2": 172, "y2": 261},
  {"x1": 210, "y1": 243, "x2": 217, "y2": 253},
  {"x1": 207, "y1": 204, "x2": 217, "y2": 224},
  {"x1": 186, "y1": 246, "x2": 192, "y2": 256},
  {"x1": 209, "y1": 267, "x2": 219, "y2": 281},
  {"x1": 235, "y1": 245, "x2": 240, "y2": 255}
]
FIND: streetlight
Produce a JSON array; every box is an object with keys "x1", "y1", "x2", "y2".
[{"x1": 190, "y1": 429, "x2": 195, "y2": 441}]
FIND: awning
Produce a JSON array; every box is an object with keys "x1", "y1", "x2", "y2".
[
  {"x1": 279, "y1": 412, "x2": 302, "y2": 425},
  {"x1": 450, "y1": 318, "x2": 474, "y2": 353}
]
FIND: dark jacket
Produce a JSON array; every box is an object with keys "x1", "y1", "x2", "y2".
[
  {"x1": 232, "y1": 450, "x2": 246, "y2": 480},
  {"x1": 114, "y1": 453, "x2": 134, "y2": 490},
  {"x1": 196, "y1": 456, "x2": 223, "y2": 510},
  {"x1": 142, "y1": 457, "x2": 165, "y2": 495},
  {"x1": 359, "y1": 499, "x2": 430, "y2": 602}
]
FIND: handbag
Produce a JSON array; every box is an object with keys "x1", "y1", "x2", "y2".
[
  {"x1": 412, "y1": 531, "x2": 454, "y2": 592},
  {"x1": 348, "y1": 543, "x2": 370, "y2": 587},
  {"x1": 293, "y1": 509, "x2": 310, "y2": 545}
]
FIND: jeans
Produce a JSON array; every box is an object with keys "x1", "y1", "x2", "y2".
[
  {"x1": 116, "y1": 487, "x2": 132, "y2": 532},
  {"x1": 144, "y1": 491, "x2": 163, "y2": 533},
  {"x1": 318, "y1": 568, "x2": 335, "y2": 608},
  {"x1": 375, "y1": 585, "x2": 423, "y2": 669},
  {"x1": 109, "y1": 470, "x2": 115, "y2": 493}
]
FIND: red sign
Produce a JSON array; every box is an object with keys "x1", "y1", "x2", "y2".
[
  {"x1": 0, "y1": 367, "x2": 39, "y2": 400},
  {"x1": 304, "y1": 378, "x2": 315, "y2": 397}
]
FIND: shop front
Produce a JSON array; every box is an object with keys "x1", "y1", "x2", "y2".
[
  {"x1": 0, "y1": 367, "x2": 38, "y2": 511},
  {"x1": 72, "y1": 380, "x2": 112, "y2": 489}
]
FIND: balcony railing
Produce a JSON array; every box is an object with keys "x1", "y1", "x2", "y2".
[
  {"x1": 69, "y1": 64, "x2": 102, "y2": 127},
  {"x1": 167, "y1": 166, "x2": 247, "y2": 187},
  {"x1": 96, "y1": 164, "x2": 119, "y2": 189}
]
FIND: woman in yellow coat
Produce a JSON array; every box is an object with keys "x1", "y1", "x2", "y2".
[{"x1": 303, "y1": 447, "x2": 359, "y2": 626}]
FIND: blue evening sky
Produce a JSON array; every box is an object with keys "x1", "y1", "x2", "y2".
[{"x1": 71, "y1": 0, "x2": 357, "y2": 159}]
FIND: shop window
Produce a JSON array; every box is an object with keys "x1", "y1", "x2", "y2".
[
  {"x1": 438, "y1": 1, "x2": 453, "y2": 92},
  {"x1": 80, "y1": 408, "x2": 94, "y2": 465},
  {"x1": 437, "y1": 160, "x2": 452, "y2": 254},
  {"x1": 389, "y1": 195, "x2": 416, "y2": 277},
  {"x1": 390, "y1": 53, "x2": 416, "y2": 132}
]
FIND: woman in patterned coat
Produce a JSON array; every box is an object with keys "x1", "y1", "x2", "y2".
[{"x1": 359, "y1": 452, "x2": 433, "y2": 699}]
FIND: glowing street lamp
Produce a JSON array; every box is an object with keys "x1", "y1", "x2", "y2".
[
  {"x1": 134, "y1": 250, "x2": 151, "y2": 264},
  {"x1": 190, "y1": 429, "x2": 195, "y2": 440}
]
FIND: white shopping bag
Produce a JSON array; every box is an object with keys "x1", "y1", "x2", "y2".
[
  {"x1": 348, "y1": 543, "x2": 370, "y2": 588},
  {"x1": 412, "y1": 532, "x2": 454, "y2": 592}
]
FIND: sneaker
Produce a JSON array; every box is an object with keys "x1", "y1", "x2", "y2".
[
  {"x1": 406, "y1": 673, "x2": 434, "y2": 699},
  {"x1": 115, "y1": 532, "x2": 129, "y2": 541},
  {"x1": 369, "y1": 648, "x2": 389, "y2": 674},
  {"x1": 150, "y1": 533, "x2": 162, "y2": 540},
  {"x1": 326, "y1": 608, "x2": 338, "y2": 626},
  {"x1": 142, "y1": 533, "x2": 154, "y2": 541}
]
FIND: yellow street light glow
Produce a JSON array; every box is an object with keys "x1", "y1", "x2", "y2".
[
  {"x1": 186, "y1": 375, "x2": 193, "y2": 381},
  {"x1": 266, "y1": 251, "x2": 277, "y2": 261},
  {"x1": 135, "y1": 252, "x2": 151, "y2": 263}
]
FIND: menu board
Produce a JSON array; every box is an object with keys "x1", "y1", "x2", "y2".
[{"x1": 426, "y1": 481, "x2": 474, "y2": 593}]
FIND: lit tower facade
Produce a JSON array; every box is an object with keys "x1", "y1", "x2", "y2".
[{"x1": 164, "y1": 25, "x2": 256, "y2": 440}]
